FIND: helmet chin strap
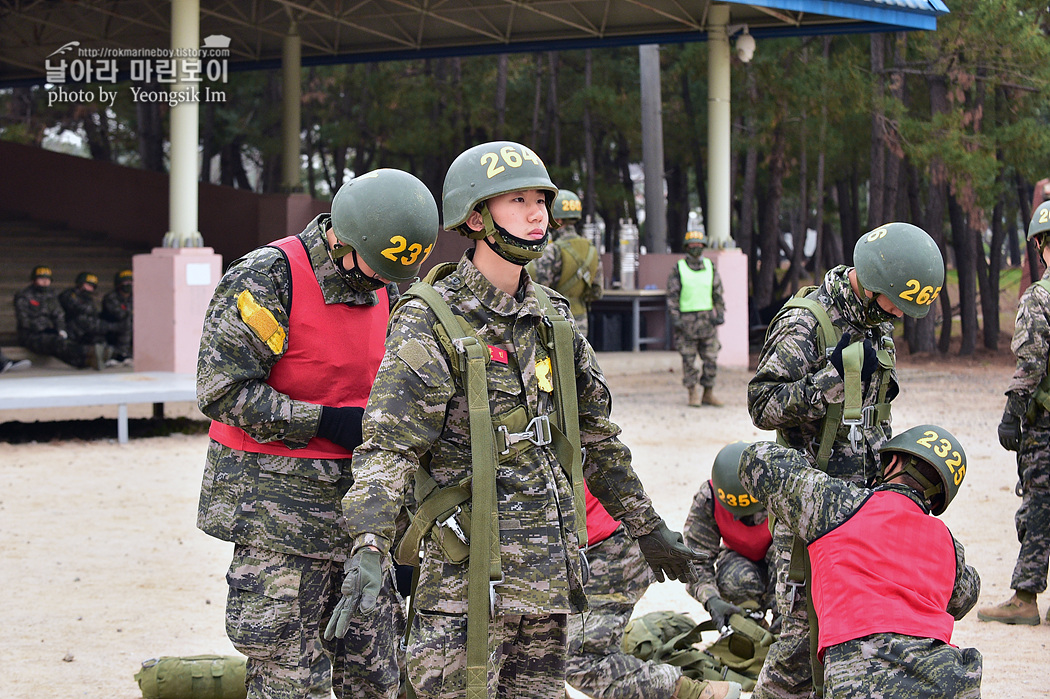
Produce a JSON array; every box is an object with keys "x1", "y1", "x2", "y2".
[
  {"x1": 854, "y1": 274, "x2": 896, "y2": 326},
  {"x1": 878, "y1": 454, "x2": 943, "y2": 508},
  {"x1": 478, "y1": 204, "x2": 550, "y2": 265}
]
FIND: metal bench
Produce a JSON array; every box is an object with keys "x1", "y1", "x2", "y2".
[{"x1": 0, "y1": 371, "x2": 196, "y2": 444}]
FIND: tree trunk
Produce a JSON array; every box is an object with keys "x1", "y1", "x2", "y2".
[
  {"x1": 138, "y1": 85, "x2": 165, "y2": 173},
  {"x1": 495, "y1": 54, "x2": 508, "y2": 140},
  {"x1": 582, "y1": 51, "x2": 597, "y2": 224},
  {"x1": 81, "y1": 108, "x2": 112, "y2": 162},
  {"x1": 546, "y1": 52, "x2": 560, "y2": 165},
  {"x1": 812, "y1": 38, "x2": 830, "y2": 284},
  {"x1": 680, "y1": 68, "x2": 707, "y2": 233},
  {"x1": 531, "y1": 54, "x2": 544, "y2": 148},
  {"x1": 754, "y1": 123, "x2": 786, "y2": 311},
  {"x1": 883, "y1": 34, "x2": 906, "y2": 222},
  {"x1": 738, "y1": 69, "x2": 759, "y2": 259},
  {"x1": 868, "y1": 33, "x2": 886, "y2": 229},
  {"x1": 948, "y1": 193, "x2": 978, "y2": 356},
  {"x1": 666, "y1": 162, "x2": 689, "y2": 251},
  {"x1": 981, "y1": 191, "x2": 1006, "y2": 349}
]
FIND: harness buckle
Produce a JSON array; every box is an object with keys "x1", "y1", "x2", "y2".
[
  {"x1": 436, "y1": 507, "x2": 470, "y2": 546},
  {"x1": 844, "y1": 406, "x2": 878, "y2": 450},
  {"x1": 785, "y1": 579, "x2": 805, "y2": 613},
  {"x1": 497, "y1": 414, "x2": 553, "y2": 455},
  {"x1": 490, "y1": 574, "x2": 504, "y2": 617}
]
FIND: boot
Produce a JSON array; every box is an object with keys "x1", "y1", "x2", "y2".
[
  {"x1": 701, "y1": 386, "x2": 723, "y2": 407},
  {"x1": 673, "y1": 676, "x2": 741, "y2": 699},
  {"x1": 86, "y1": 343, "x2": 107, "y2": 371},
  {"x1": 977, "y1": 591, "x2": 1040, "y2": 625},
  {"x1": 687, "y1": 385, "x2": 701, "y2": 408}
]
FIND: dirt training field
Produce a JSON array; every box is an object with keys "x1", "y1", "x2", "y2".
[{"x1": 1, "y1": 350, "x2": 1048, "y2": 697}]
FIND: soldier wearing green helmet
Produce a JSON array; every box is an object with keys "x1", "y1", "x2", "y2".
[
  {"x1": 979, "y1": 195, "x2": 1050, "y2": 627},
  {"x1": 333, "y1": 141, "x2": 728, "y2": 699},
  {"x1": 748, "y1": 221, "x2": 944, "y2": 699},
  {"x1": 739, "y1": 427, "x2": 982, "y2": 699},
  {"x1": 195, "y1": 167, "x2": 439, "y2": 699},
  {"x1": 527, "y1": 188, "x2": 604, "y2": 337},
  {"x1": 683, "y1": 441, "x2": 775, "y2": 635}
]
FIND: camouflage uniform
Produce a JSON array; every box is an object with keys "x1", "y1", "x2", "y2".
[
  {"x1": 342, "y1": 250, "x2": 664, "y2": 699},
  {"x1": 59, "y1": 284, "x2": 115, "y2": 346},
  {"x1": 102, "y1": 287, "x2": 133, "y2": 360},
  {"x1": 1004, "y1": 267, "x2": 1050, "y2": 596},
  {"x1": 739, "y1": 442, "x2": 982, "y2": 699},
  {"x1": 197, "y1": 217, "x2": 405, "y2": 699},
  {"x1": 13, "y1": 282, "x2": 91, "y2": 367},
  {"x1": 528, "y1": 226, "x2": 603, "y2": 337},
  {"x1": 667, "y1": 253, "x2": 725, "y2": 390},
  {"x1": 747, "y1": 265, "x2": 898, "y2": 699},
  {"x1": 682, "y1": 480, "x2": 775, "y2": 611}
]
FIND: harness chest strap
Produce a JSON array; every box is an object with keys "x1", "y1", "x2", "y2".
[{"x1": 1029, "y1": 280, "x2": 1050, "y2": 414}]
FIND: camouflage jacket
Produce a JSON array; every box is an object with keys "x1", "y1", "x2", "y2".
[
  {"x1": 59, "y1": 287, "x2": 105, "y2": 342},
  {"x1": 1008, "y1": 266, "x2": 1050, "y2": 426},
  {"x1": 666, "y1": 253, "x2": 725, "y2": 322},
  {"x1": 747, "y1": 265, "x2": 898, "y2": 484},
  {"x1": 196, "y1": 216, "x2": 394, "y2": 560},
  {"x1": 529, "y1": 228, "x2": 603, "y2": 317},
  {"x1": 102, "y1": 289, "x2": 133, "y2": 323},
  {"x1": 13, "y1": 283, "x2": 66, "y2": 338},
  {"x1": 682, "y1": 479, "x2": 771, "y2": 606},
  {"x1": 740, "y1": 441, "x2": 981, "y2": 695},
  {"x1": 342, "y1": 250, "x2": 662, "y2": 615}
]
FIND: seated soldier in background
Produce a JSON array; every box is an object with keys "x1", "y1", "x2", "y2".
[
  {"x1": 102, "y1": 269, "x2": 134, "y2": 365},
  {"x1": 739, "y1": 426, "x2": 983, "y2": 699},
  {"x1": 684, "y1": 442, "x2": 776, "y2": 629},
  {"x1": 0, "y1": 350, "x2": 31, "y2": 374},
  {"x1": 14, "y1": 265, "x2": 108, "y2": 370}
]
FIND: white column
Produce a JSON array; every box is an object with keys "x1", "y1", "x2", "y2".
[
  {"x1": 281, "y1": 25, "x2": 302, "y2": 192},
  {"x1": 639, "y1": 44, "x2": 666, "y2": 253},
  {"x1": 707, "y1": 5, "x2": 731, "y2": 248},
  {"x1": 164, "y1": 0, "x2": 203, "y2": 248}
]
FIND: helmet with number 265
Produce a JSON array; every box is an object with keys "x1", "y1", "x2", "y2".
[
  {"x1": 711, "y1": 441, "x2": 762, "y2": 517},
  {"x1": 1028, "y1": 200, "x2": 1050, "y2": 244},
  {"x1": 330, "y1": 168, "x2": 440, "y2": 284},
  {"x1": 854, "y1": 222, "x2": 944, "y2": 319}
]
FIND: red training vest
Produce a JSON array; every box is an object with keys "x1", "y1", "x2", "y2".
[
  {"x1": 209, "y1": 235, "x2": 388, "y2": 459},
  {"x1": 710, "y1": 480, "x2": 772, "y2": 562},
  {"x1": 807, "y1": 490, "x2": 957, "y2": 661},
  {"x1": 584, "y1": 483, "x2": 621, "y2": 547}
]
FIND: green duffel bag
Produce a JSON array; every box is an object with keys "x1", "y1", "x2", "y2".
[{"x1": 134, "y1": 655, "x2": 247, "y2": 699}]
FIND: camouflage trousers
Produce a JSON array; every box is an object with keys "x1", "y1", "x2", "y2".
[
  {"x1": 406, "y1": 610, "x2": 567, "y2": 699},
  {"x1": 1012, "y1": 424, "x2": 1050, "y2": 594},
  {"x1": 673, "y1": 312, "x2": 720, "y2": 389},
  {"x1": 751, "y1": 520, "x2": 815, "y2": 699},
  {"x1": 225, "y1": 545, "x2": 405, "y2": 699},
  {"x1": 823, "y1": 634, "x2": 982, "y2": 698},
  {"x1": 565, "y1": 527, "x2": 679, "y2": 699},
  {"x1": 714, "y1": 547, "x2": 776, "y2": 611},
  {"x1": 19, "y1": 330, "x2": 90, "y2": 368}
]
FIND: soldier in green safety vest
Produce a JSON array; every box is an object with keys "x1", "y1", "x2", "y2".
[
  {"x1": 526, "y1": 188, "x2": 603, "y2": 338},
  {"x1": 329, "y1": 141, "x2": 721, "y2": 699},
  {"x1": 667, "y1": 228, "x2": 726, "y2": 407},
  {"x1": 979, "y1": 197, "x2": 1050, "y2": 626}
]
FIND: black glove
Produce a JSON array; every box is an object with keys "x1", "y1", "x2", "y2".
[
  {"x1": 828, "y1": 333, "x2": 878, "y2": 382},
  {"x1": 324, "y1": 548, "x2": 383, "y2": 640},
  {"x1": 714, "y1": 311, "x2": 725, "y2": 326},
  {"x1": 636, "y1": 520, "x2": 704, "y2": 584},
  {"x1": 317, "y1": 406, "x2": 365, "y2": 451},
  {"x1": 998, "y1": 409, "x2": 1022, "y2": 452},
  {"x1": 705, "y1": 596, "x2": 744, "y2": 630}
]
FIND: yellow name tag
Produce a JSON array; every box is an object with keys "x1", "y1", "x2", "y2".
[{"x1": 536, "y1": 356, "x2": 554, "y2": 393}]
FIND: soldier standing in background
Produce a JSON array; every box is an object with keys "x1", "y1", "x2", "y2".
[
  {"x1": 527, "y1": 188, "x2": 603, "y2": 337},
  {"x1": 980, "y1": 198, "x2": 1050, "y2": 626},
  {"x1": 739, "y1": 426, "x2": 982, "y2": 698},
  {"x1": 196, "y1": 169, "x2": 439, "y2": 699},
  {"x1": 14, "y1": 264, "x2": 107, "y2": 370},
  {"x1": 102, "y1": 269, "x2": 134, "y2": 365},
  {"x1": 330, "y1": 141, "x2": 722, "y2": 699},
  {"x1": 667, "y1": 229, "x2": 725, "y2": 407},
  {"x1": 683, "y1": 442, "x2": 775, "y2": 627},
  {"x1": 747, "y1": 222, "x2": 945, "y2": 699}
]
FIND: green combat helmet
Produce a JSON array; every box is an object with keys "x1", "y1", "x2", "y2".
[
  {"x1": 1028, "y1": 200, "x2": 1050, "y2": 249},
  {"x1": 330, "y1": 168, "x2": 440, "y2": 288},
  {"x1": 853, "y1": 222, "x2": 944, "y2": 320},
  {"x1": 552, "y1": 189, "x2": 583, "y2": 221},
  {"x1": 75, "y1": 271, "x2": 99, "y2": 288},
  {"x1": 441, "y1": 140, "x2": 558, "y2": 264},
  {"x1": 879, "y1": 424, "x2": 967, "y2": 516},
  {"x1": 712, "y1": 441, "x2": 762, "y2": 516}
]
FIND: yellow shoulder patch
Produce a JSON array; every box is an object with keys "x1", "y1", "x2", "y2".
[
  {"x1": 536, "y1": 356, "x2": 554, "y2": 393},
  {"x1": 236, "y1": 290, "x2": 286, "y2": 355}
]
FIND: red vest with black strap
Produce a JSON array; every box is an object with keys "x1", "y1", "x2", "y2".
[
  {"x1": 209, "y1": 235, "x2": 388, "y2": 459},
  {"x1": 808, "y1": 490, "x2": 957, "y2": 661},
  {"x1": 584, "y1": 483, "x2": 621, "y2": 547},
  {"x1": 711, "y1": 480, "x2": 772, "y2": 562}
]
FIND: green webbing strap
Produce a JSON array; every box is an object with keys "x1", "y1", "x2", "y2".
[
  {"x1": 840, "y1": 340, "x2": 865, "y2": 424},
  {"x1": 804, "y1": 546, "x2": 824, "y2": 698},
  {"x1": 393, "y1": 469, "x2": 471, "y2": 566},
  {"x1": 534, "y1": 286, "x2": 588, "y2": 549},
  {"x1": 1030, "y1": 281, "x2": 1050, "y2": 413}
]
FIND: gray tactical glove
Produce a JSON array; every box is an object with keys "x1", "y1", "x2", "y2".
[
  {"x1": 705, "y1": 596, "x2": 744, "y2": 630},
  {"x1": 636, "y1": 520, "x2": 703, "y2": 584},
  {"x1": 323, "y1": 548, "x2": 383, "y2": 640}
]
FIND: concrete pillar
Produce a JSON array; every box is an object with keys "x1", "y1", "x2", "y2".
[
  {"x1": 707, "y1": 5, "x2": 731, "y2": 248},
  {"x1": 164, "y1": 0, "x2": 202, "y2": 249},
  {"x1": 281, "y1": 25, "x2": 302, "y2": 192},
  {"x1": 639, "y1": 44, "x2": 667, "y2": 253}
]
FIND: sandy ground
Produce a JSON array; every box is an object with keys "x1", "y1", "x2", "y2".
[{"x1": 2, "y1": 350, "x2": 1049, "y2": 698}]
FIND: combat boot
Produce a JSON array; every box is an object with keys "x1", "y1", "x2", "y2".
[
  {"x1": 977, "y1": 591, "x2": 1040, "y2": 625},
  {"x1": 673, "y1": 676, "x2": 741, "y2": 699},
  {"x1": 87, "y1": 343, "x2": 107, "y2": 371},
  {"x1": 702, "y1": 387, "x2": 723, "y2": 407},
  {"x1": 687, "y1": 386, "x2": 701, "y2": 408}
]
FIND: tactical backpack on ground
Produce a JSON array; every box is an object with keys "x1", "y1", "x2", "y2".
[
  {"x1": 622, "y1": 610, "x2": 774, "y2": 692},
  {"x1": 134, "y1": 655, "x2": 246, "y2": 699}
]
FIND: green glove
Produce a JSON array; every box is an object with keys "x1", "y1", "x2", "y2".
[
  {"x1": 705, "y1": 596, "x2": 744, "y2": 630},
  {"x1": 323, "y1": 548, "x2": 383, "y2": 640},
  {"x1": 636, "y1": 520, "x2": 703, "y2": 584}
]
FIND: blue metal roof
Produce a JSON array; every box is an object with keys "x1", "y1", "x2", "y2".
[{"x1": 740, "y1": 0, "x2": 949, "y2": 32}]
